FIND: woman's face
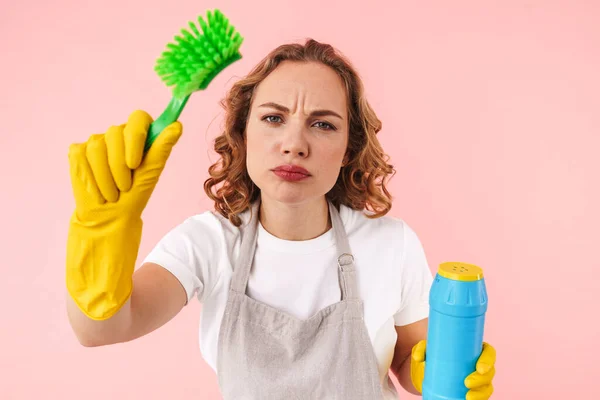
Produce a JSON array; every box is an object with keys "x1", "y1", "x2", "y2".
[{"x1": 245, "y1": 61, "x2": 349, "y2": 206}]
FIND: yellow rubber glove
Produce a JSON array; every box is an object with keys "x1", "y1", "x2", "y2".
[
  {"x1": 411, "y1": 340, "x2": 496, "y2": 400},
  {"x1": 410, "y1": 340, "x2": 427, "y2": 394},
  {"x1": 66, "y1": 110, "x2": 183, "y2": 320}
]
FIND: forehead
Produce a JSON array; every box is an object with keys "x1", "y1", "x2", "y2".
[{"x1": 252, "y1": 61, "x2": 347, "y2": 111}]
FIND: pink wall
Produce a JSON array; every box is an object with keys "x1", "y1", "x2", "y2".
[{"x1": 2, "y1": 0, "x2": 598, "y2": 398}]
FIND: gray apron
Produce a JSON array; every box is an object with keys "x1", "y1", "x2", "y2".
[{"x1": 217, "y1": 198, "x2": 385, "y2": 399}]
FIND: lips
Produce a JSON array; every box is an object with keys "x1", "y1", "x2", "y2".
[{"x1": 272, "y1": 164, "x2": 311, "y2": 176}]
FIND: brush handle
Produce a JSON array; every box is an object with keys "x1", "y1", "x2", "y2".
[{"x1": 144, "y1": 94, "x2": 190, "y2": 153}]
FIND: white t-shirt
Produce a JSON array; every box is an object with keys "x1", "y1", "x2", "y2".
[{"x1": 143, "y1": 203, "x2": 433, "y2": 398}]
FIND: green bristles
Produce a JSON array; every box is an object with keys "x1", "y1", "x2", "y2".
[
  {"x1": 144, "y1": 9, "x2": 244, "y2": 152},
  {"x1": 154, "y1": 9, "x2": 244, "y2": 99}
]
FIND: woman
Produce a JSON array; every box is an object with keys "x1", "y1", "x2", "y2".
[{"x1": 66, "y1": 39, "x2": 495, "y2": 399}]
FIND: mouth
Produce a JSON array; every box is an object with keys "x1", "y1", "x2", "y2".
[
  {"x1": 272, "y1": 164, "x2": 310, "y2": 175},
  {"x1": 271, "y1": 164, "x2": 311, "y2": 182}
]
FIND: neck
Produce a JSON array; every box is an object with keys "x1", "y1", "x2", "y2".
[{"x1": 259, "y1": 196, "x2": 332, "y2": 241}]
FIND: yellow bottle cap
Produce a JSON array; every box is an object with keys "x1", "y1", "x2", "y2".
[{"x1": 438, "y1": 262, "x2": 484, "y2": 282}]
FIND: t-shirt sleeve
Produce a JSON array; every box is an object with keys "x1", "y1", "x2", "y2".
[
  {"x1": 393, "y1": 221, "x2": 434, "y2": 326},
  {"x1": 141, "y1": 214, "x2": 221, "y2": 305}
]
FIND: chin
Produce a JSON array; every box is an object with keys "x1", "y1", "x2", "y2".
[
  {"x1": 267, "y1": 188, "x2": 337, "y2": 208},
  {"x1": 257, "y1": 183, "x2": 315, "y2": 205},
  {"x1": 265, "y1": 190, "x2": 311, "y2": 205}
]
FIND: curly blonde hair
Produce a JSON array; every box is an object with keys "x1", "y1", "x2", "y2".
[{"x1": 204, "y1": 38, "x2": 396, "y2": 227}]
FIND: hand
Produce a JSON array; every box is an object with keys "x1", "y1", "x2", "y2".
[
  {"x1": 410, "y1": 340, "x2": 496, "y2": 400},
  {"x1": 66, "y1": 110, "x2": 182, "y2": 320},
  {"x1": 464, "y1": 342, "x2": 496, "y2": 400},
  {"x1": 68, "y1": 110, "x2": 182, "y2": 222},
  {"x1": 410, "y1": 340, "x2": 426, "y2": 394}
]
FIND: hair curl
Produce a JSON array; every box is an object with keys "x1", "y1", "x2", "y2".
[{"x1": 203, "y1": 38, "x2": 396, "y2": 227}]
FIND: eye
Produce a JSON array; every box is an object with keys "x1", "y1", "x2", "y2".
[
  {"x1": 313, "y1": 121, "x2": 336, "y2": 131},
  {"x1": 262, "y1": 115, "x2": 283, "y2": 124}
]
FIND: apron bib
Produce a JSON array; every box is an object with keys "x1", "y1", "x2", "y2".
[{"x1": 217, "y1": 198, "x2": 384, "y2": 399}]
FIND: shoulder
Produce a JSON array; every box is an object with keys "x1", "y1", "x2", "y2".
[
  {"x1": 340, "y1": 204, "x2": 413, "y2": 244},
  {"x1": 340, "y1": 204, "x2": 427, "y2": 272},
  {"x1": 163, "y1": 210, "x2": 226, "y2": 239},
  {"x1": 155, "y1": 207, "x2": 250, "y2": 250}
]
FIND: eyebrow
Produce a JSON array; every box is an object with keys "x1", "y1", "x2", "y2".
[{"x1": 258, "y1": 102, "x2": 344, "y2": 120}]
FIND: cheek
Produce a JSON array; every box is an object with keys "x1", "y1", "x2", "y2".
[
  {"x1": 245, "y1": 136, "x2": 259, "y2": 167},
  {"x1": 326, "y1": 140, "x2": 347, "y2": 163},
  {"x1": 245, "y1": 124, "x2": 272, "y2": 174},
  {"x1": 246, "y1": 119, "x2": 280, "y2": 154},
  {"x1": 315, "y1": 144, "x2": 346, "y2": 177}
]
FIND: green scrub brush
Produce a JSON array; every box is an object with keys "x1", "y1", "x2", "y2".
[{"x1": 144, "y1": 9, "x2": 244, "y2": 152}]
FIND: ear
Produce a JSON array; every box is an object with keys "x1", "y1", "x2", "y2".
[{"x1": 341, "y1": 153, "x2": 350, "y2": 167}]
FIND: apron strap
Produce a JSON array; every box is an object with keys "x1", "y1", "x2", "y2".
[
  {"x1": 329, "y1": 201, "x2": 359, "y2": 301},
  {"x1": 230, "y1": 198, "x2": 260, "y2": 294}
]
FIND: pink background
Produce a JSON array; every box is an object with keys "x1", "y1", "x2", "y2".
[{"x1": 1, "y1": 0, "x2": 598, "y2": 398}]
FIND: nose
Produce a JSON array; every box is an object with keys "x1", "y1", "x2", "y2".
[{"x1": 280, "y1": 122, "x2": 309, "y2": 158}]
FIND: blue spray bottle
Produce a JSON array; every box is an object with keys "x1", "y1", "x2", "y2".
[{"x1": 423, "y1": 262, "x2": 488, "y2": 400}]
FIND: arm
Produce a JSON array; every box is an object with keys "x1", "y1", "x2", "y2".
[
  {"x1": 390, "y1": 318, "x2": 428, "y2": 395},
  {"x1": 389, "y1": 221, "x2": 433, "y2": 394},
  {"x1": 66, "y1": 111, "x2": 186, "y2": 344},
  {"x1": 67, "y1": 262, "x2": 187, "y2": 347}
]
